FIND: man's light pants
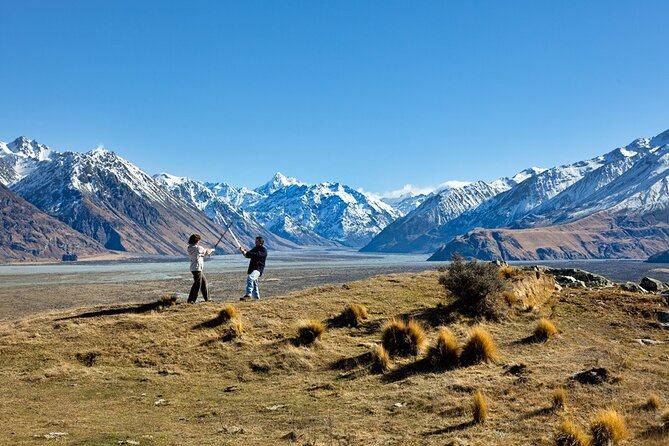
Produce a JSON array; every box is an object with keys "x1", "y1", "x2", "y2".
[{"x1": 246, "y1": 270, "x2": 261, "y2": 299}]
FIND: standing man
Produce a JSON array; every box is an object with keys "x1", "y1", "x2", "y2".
[
  {"x1": 187, "y1": 234, "x2": 214, "y2": 303},
  {"x1": 240, "y1": 236, "x2": 267, "y2": 300}
]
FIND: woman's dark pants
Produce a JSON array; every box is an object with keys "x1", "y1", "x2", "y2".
[{"x1": 188, "y1": 271, "x2": 208, "y2": 302}]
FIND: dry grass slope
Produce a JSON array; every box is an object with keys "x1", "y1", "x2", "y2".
[{"x1": 0, "y1": 269, "x2": 667, "y2": 445}]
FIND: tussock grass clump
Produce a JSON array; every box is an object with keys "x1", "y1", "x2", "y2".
[
  {"x1": 336, "y1": 303, "x2": 369, "y2": 327},
  {"x1": 428, "y1": 327, "x2": 460, "y2": 369},
  {"x1": 460, "y1": 326, "x2": 499, "y2": 366},
  {"x1": 555, "y1": 418, "x2": 590, "y2": 446},
  {"x1": 590, "y1": 409, "x2": 628, "y2": 446},
  {"x1": 439, "y1": 254, "x2": 506, "y2": 320},
  {"x1": 502, "y1": 290, "x2": 519, "y2": 307},
  {"x1": 218, "y1": 304, "x2": 238, "y2": 322},
  {"x1": 295, "y1": 320, "x2": 325, "y2": 346},
  {"x1": 498, "y1": 265, "x2": 521, "y2": 279},
  {"x1": 553, "y1": 387, "x2": 567, "y2": 410},
  {"x1": 159, "y1": 293, "x2": 178, "y2": 307},
  {"x1": 472, "y1": 390, "x2": 488, "y2": 424},
  {"x1": 661, "y1": 410, "x2": 669, "y2": 430},
  {"x1": 221, "y1": 317, "x2": 244, "y2": 341},
  {"x1": 534, "y1": 318, "x2": 558, "y2": 342},
  {"x1": 370, "y1": 344, "x2": 390, "y2": 374},
  {"x1": 381, "y1": 318, "x2": 426, "y2": 357},
  {"x1": 643, "y1": 393, "x2": 661, "y2": 411}
]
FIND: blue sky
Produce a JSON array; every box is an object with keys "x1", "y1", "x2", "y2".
[{"x1": 1, "y1": 1, "x2": 668, "y2": 196}]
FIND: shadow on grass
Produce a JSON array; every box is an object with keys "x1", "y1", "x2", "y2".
[
  {"x1": 639, "y1": 426, "x2": 668, "y2": 440},
  {"x1": 398, "y1": 302, "x2": 460, "y2": 328},
  {"x1": 331, "y1": 352, "x2": 373, "y2": 371},
  {"x1": 193, "y1": 314, "x2": 230, "y2": 330},
  {"x1": 423, "y1": 420, "x2": 475, "y2": 436},
  {"x1": 521, "y1": 406, "x2": 554, "y2": 419},
  {"x1": 56, "y1": 300, "x2": 172, "y2": 320},
  {"x1": 380, "y1": 356, "x2": 458, "y2": 383}
]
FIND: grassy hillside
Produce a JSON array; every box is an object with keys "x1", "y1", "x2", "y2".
[{"x1": 0, "y1": 269, "x2": 667, "y2": 445}]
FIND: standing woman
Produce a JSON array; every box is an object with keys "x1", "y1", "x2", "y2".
[{"x1": 187, "y1": 234, "x2": 214, "y2": 303}]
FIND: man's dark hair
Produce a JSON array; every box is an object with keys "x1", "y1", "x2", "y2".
[
  {"x1": 188, "y1": 234, "x2": 201, "y2": 245},
  {"x1": 255, "y1": 236, "x2": 264, "y2": 246}
]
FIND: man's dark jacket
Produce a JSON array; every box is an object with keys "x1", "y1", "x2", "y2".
[{"x1": 245, "y1": 246, "x2": 267, "y2": 275}]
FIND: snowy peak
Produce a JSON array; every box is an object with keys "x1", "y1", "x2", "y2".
[
  {"x1": 255, "y1": 172, "x2": 303, "y2": 196},
  {"x1": 7, "y1": 136, "x2": 55, "y2": 161}
]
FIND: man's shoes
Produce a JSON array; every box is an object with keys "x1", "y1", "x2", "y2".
[{"x1": 240, "y1": 295, "x2": 251, "y2": 301}]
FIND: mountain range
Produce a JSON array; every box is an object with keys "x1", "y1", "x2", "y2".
[{"x1": 2, "y1": 128, "x2": 669, "y2": 262}]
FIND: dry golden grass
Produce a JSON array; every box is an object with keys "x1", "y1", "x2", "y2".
[
  {"x1": 228, "y1": 317, "x2": 244, "y2": 338},
  {"x1": 555, "y1": 418, "x2": 590, "y2": 446},
  {"x1": 642, "y1": 393, "x2": 661, "y2": 411},
  {"x1": 553, "y1": 387, "x2": 567, "y2": 411},
  {"x1": 159, "y1": 293, "x2": 178, "y2": 306},
  {"x1": 503, "y1": 290, "x2": 519, "y2": 306},
  {"x1": 590, "y1": 409, "x2": 628, "y2": 446},
  {"x1": 381, "y1": 318, "x2": 426, "y2": 357},
  {"x1": 460, "y1": 326, "x2": 500, "y2": 365},
  {"x1": 295, "y1": 319, "x2": 325, "y2": 346},
  {"x1": 370, "y1": 344, "x2": 390, "y2": 374},
  {"x1": 534, "y1": 318, "x2": 558, "y2": 342},
  {"x1": 336, "y1": 303, "x2": 369, "y2": 327},
  {"x1": 0, "y1": 270, "x2": 668, "y2": 445},
  {"x1": 429, "y1": 327, "x2": 460, "y2": 369},
  {"x1": 219, "y1": 304, "x2": 238, "y2": 322},
  {"x1": 499, "y1": 265, "x2": 522, "y2": 279},
  {"x1": 472, "y1": 389, "x2": 488, "y2": 424},
  {"x1": 662, "y1": 410, "x2": 669, "y2": 429}
]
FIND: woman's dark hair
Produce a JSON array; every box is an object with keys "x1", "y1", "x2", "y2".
[{"x1": 188, "y1": 234, "x2": 201, "y2": 245}]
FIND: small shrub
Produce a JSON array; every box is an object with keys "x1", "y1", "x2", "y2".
[
  {"x1": 472, "y1": 390, "x2": 488, "y2": 424},
  {"x1": 337, "y1": 303, "x2": 369, "y2": 327},
  {"x1": 499, "y1": 265, "x2": 521, "y2": 279},
  {"x1": 643, "y1": 393, "x2": 661, "y2": 411},
  {"x1": 590, "y1": 409, "x2": 628, "y2": 446},
  {"x1": 460, "y1": 326, "x2": 499, "y2": 365},
  {"x1": 534, "y1": 318, "x2": 558, "y2": 342},
  {"x1": 219, "y1": 304, "x2": 238, "y2": 322},
  {"x1": 553, "y1": 387, "x2": 567, "y2": 410},
  {"x1": 429, "y1": 327, "x2": 460, "y2": 369},
  {"x1": 555, "y1": 418, "x2": 590, "y2": 446},
  {"x1": 439, "y1": 254, "x2": 506, "y2": 319},
  {"x1": 381, "y1": 318, "x2": 426, "y2": 357},
  {"x1": 296, "y1": 320, "x2": 325, "y2": 346},
  {"x1": 370, "y1": 344, "x2": 390, "y2": 374}
]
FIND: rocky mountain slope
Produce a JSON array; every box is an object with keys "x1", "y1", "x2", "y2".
[
  {"x1": 154, "y1": 173, "x2": 297, "y2": 250},
  {"x1": 361, "y1": 168, "x2": 544, "y2": 253},
  {"x1": 12, "y1": 149, "x2": 230, "y2": 255},
  {"x1": 244, "y1": 173, "x2": 401, "y2": 247},
  {"x1": 0, "y1": 183, "x2": 106, "y2": 261},
  {"x1": 429, "y1": 129, "x2": 669, "y2": 260}
]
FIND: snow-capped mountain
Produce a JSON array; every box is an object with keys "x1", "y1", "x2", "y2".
[
  {"x1": 12, "y1": 147, "x2": 229, "y2": 255},
  {"x1": 244, "y1": 173, "x2": 402, "y2": 247},
  {"x1": 428, "y1": 128, "x2": 669, "y2": 260},
  {"x1": 154, "y1": 173, "x2": 297, "y2": 250},
  {"x1": 361, "y1": 168, "x2": 544, "y2": 253},
  {"x1": 0, "y1": 137, "x2": 55, "y2": 185}
]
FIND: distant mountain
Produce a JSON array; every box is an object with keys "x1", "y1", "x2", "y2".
[
  {"x1": 0, "y1": 137, "x2": 55, "y2": 185},
  {"x1": 243, "y1": 173, "x2": 402, "y2": 247},
  {"x1": 12, "y1": 148, "x2": 230, "y2": 255},
  {"x1": 429, "y1": 212, "x2": 669, "y2": 261},
  {"x1": 0, "y1": 183, "x2": 106, "y2": 261},
  {"x1": 429, "y1": 129, "x2": 669, "y2": 261},
  {"x1": 361, "y1": 168, "x2": 544, "y2": 254},
  {"x1": 154, "y1": 173, "x2": 297, "y2": 250}
]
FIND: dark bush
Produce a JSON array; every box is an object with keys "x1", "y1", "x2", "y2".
[{"x1": 439, "y1": 254, "x2": 506, "y2": 319}]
